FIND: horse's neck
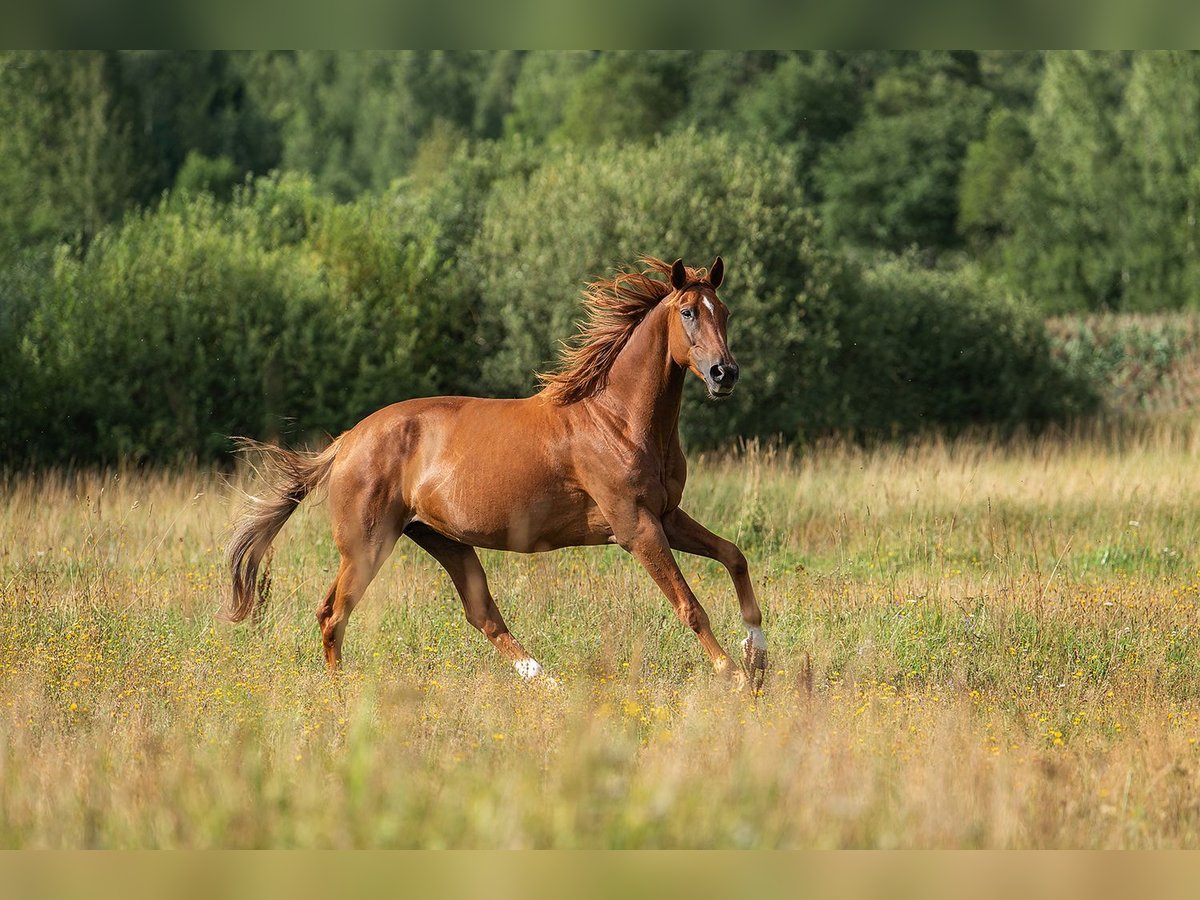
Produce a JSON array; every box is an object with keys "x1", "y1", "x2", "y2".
[{"x1": 598, "y1": 304, "x2": 684, "y2": 453}]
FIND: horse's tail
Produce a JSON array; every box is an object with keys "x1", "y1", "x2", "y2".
[{"x1": 226, "y1": 435, "x2": 343, "y2": 623}]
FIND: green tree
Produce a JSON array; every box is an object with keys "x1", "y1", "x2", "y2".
[
  {"x1": 246, "y1": 51, "x2": 494, "y2": 199},
  {"x1": 473, "y1": 50, "x2": 523, "y2": 139},
  {"x1": 978, "y1": 51, "x2": 1045, "y2": 110},
  {"x1": 958, "y1": 108, "x2": 1033, "y2": 253},
  {"x1": 1002, "y1": 51, "x2": 1129, "y2": 312},
  {"x1": 257, "y1": 52, "x2": 413, "y2": 199},
  {"x1": 817, "y1": 54, "x2": 991, "y2": 252},
  {"x1": 503, "y1": 52, "x2": 593, "y2": 143},
  {"x1": 736, "y1": 52, "x2": 862, "y2": 177},
  {"x1": 118, "y1": 51, "x2": 279, "y2": 191},
  {"x1": 0, "y1": 51, "x2": 144, "y2": 254},
  {"x1": 681, "y1": 51, "x2": 782, "y2": 129},
  {"x1": 173, "y1": 151, "x2": 241, "y2": 199},
  {"x1": 1118, "y1": 51, "x2": 1200, "y2": 310},
  {"x1": 555, "y1": 52, "x2": 688, "y2": 146}
]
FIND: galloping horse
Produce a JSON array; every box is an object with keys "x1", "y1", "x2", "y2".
[{"x1": 227, "y1": 257, "x2": 768, "y2": 690}]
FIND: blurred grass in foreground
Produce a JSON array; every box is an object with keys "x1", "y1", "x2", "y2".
[{"x1": 3, "y1": 419, "x2": 1200, "y2": 847}]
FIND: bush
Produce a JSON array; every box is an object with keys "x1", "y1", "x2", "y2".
[
  {"x1": 1047, "y1": 314, "x2": 1200, "y2": 413},
  {"x1": 10, "y1": 174, "x2": 452, "y2": 464},
  {"x1": 0, "y1": 248, "x2": 53, "y2": 459},
  {"x1": 833, "y1": 256, "x2": 1095, "y2": 435}
]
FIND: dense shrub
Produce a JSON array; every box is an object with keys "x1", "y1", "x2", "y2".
[
  {"x1": 0, "y1": 249, "x2": 51, "y2": 457},
  {"x1": 8, "y1": 175, "x2": 451, "y2": 463},
  {"x1": 1048, "y1": 314, "x2": 1200, "y2": 413},
  {"x1": 833, "y1": 257, "x2": 1095, "y2": 435}
]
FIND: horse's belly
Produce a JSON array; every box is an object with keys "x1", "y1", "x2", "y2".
[{"x1": 411, "y1": 472, "x2": 611, "y2": 552}]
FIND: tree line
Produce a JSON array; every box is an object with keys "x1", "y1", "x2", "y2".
[
  {"x1": 4, "y1": 51, "x2": 1195, "y2": 463},
  {"x1": 8, "y1": 51, "x2": 1200, "y2": 310}
]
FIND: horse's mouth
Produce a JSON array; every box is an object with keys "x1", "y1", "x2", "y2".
[{"x1": 707, "y1": 385, "x2": 735, "y2": 400}]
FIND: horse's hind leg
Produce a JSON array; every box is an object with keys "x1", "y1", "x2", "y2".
[
  {"x1": 316, "y1": 535, "x2": 395, "y2": 671},
  {"x1": 406, "y1": 524, "x2": 548, "y2": 681}
]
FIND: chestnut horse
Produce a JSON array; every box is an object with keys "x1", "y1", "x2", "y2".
[{"x1": 227, "y1": 257, "x2": 768, "y2": 690}]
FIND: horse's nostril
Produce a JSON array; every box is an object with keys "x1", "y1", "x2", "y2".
[{"x1": 710, "y1": 363, "x2": 738, "y2": 385}]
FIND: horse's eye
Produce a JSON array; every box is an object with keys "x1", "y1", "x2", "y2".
[{"x1": 681, "y1": 308, "x2": 694, "y2": 320}]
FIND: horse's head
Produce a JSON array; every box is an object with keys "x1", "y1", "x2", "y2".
[{"x1": 666, "y1": 256, "x2": 738, "y2": 399}]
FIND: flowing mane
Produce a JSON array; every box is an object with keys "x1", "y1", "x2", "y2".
[{"x1": 538, "y1": 256, "x2": 711, "y2": 404}]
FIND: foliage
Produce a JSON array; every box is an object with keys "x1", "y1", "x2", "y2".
[
  {"x1": 173, "y1": 151, "x2": 241, "y2": 200},
  {"x1": 1, "y1": 132, "x2": 1097, "y2": 463},
  {"x1": 555, "y1": 52, "x2": 688, "y2": 147},
  {"x1": 833, "y1": 256, "x2": 1095, "y2": 435},
  {"x1": 240, "y1": 51, "x2": 498, "y2": 200},
  {"x1": 1116, "y1": 52, "x2": 1200, "y2": 311},
  {"x1": 7, "y1": 175, "x2": 451, "y2": 463},
  {"x1": 0, "y1": 249, "x2": 51, "y2": 456},
  {"x1": 8, "y1": 51, "x2": 1200, "y2": 464},
  {"x1": 1048, "y1": 314, "x2": 1200, "y2": 413},
  {"x1": 958, "y1": 109, "x2": 1033, "y2": 253},
  {"x1": 734, "y1": 52, "x2": 862, "y2": 179},
  {"x1": 0, "y1": 52, "x2": 143, "y2": 254},
  {"x1": 502, "y1": 52, "x2": 593, "y2": 142},
  {"x1": 999, "y1": 52, "x2": 1130, "y2": 313},
  {"x1": 818, "y1": 56, "x2": 992, "y2": 251}
]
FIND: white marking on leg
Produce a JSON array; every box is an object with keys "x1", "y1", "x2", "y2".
[
  {"x1": 514, "y1": 658, "x2": 543, "y2": 680},
  {"x1": 746, "y1": 625, "x2": 766, "y2": 650}
]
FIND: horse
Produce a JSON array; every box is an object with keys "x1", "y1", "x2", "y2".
[{"x1": 227, "y1": 256, "x2": 768, "y2": 691}]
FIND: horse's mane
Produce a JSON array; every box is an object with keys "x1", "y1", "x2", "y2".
[{"x1": 537, "y1": 256, "x2": 711, "y2": 405}]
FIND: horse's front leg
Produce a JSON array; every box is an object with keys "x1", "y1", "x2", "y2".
[
  {"x1": 662, "y1": 507, "x2": 767, "y2": 693},
  {"x1": 614, "y1": 509, "x2": 736, "y2": 678}
]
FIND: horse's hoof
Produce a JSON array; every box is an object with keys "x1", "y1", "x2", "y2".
[{"x1": 742, "y1": 638, "x2": 767, "y2": 696}]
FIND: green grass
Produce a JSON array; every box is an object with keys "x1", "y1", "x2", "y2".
[{"x1": 3, "y1": 422, "x2": 1200, "y2": 847}]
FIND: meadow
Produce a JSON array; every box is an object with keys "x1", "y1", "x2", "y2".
[{"x1": 3, "y1": 422, "x2": 1200, "y2": 848}]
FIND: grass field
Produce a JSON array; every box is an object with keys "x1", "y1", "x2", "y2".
[{"x1": 3, "y1": 422, "x2": 1200, "y2": 848}]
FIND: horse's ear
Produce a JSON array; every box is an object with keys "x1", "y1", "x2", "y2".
[
  {"x1": 669, "y1": 258, "x2": 687, "y2": 291},
  {"x1": 709, "y1": 256, "x2": 724, "y2": 289}
]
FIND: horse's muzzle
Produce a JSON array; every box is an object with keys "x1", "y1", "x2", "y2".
[{"x1": 707, "y1": 361, "x2": 739, "y2": 397}]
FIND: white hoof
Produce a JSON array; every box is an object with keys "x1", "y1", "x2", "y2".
[
  {"x1": 742, "y1": 628, "x2": 768, "y2": 695},
  {"x1": 514, "y1": 658, "x2": 543, "y2": 680},
  {"x1": 513, "y1": 658, "x2": 559, "y2": 688}
]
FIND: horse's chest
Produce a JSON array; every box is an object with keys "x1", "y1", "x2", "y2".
[
  {"x1": 642, "y1": 451, "x2": 686, "y2": 515},
  {"x1": 662, "y1": 451, "x2": 691, "y2": 513},
  {"x1": 662, "y1": 464, "x2": 686, "y2": 513}
]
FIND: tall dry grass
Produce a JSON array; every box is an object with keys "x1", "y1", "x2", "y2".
[{"x1": 2, "y1": 420, "x2": 1200, "y2": 847}]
